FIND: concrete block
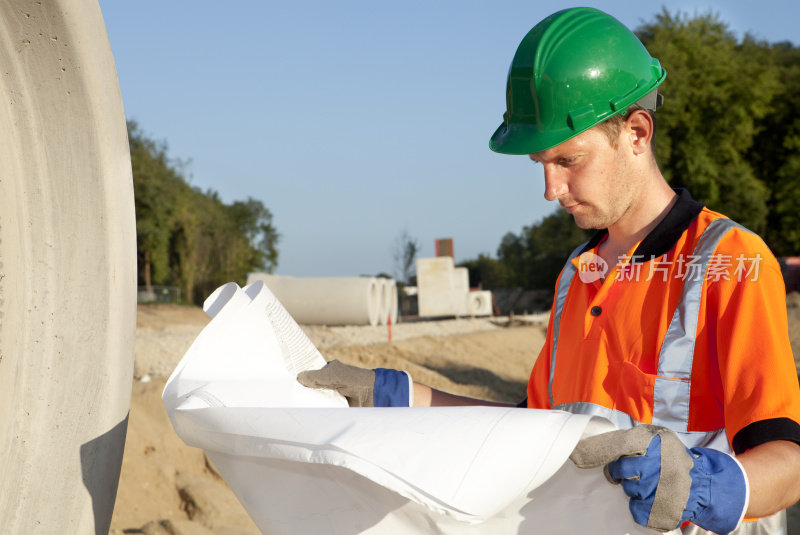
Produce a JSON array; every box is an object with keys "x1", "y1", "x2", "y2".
[
  {"x1": 417, "y1": 257, "x2": 456, "y2": 317},
  {"x1": 453, "y1": 267, "x2": 470, "y2": 316},
  {"x1": 416, "y1": 258, "x2": 472, "y2": 318}
]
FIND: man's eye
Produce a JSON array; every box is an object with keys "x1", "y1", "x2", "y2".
[{"x1": 559, "y1": 157, "x2": 575, "y2": 166}]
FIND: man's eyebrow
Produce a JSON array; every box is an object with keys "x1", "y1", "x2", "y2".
[
  {"x1": 529, "y1": 152, "x2": 562, "y2": 164},
  {"x1": 533, "y1": 149, "x2": 586, "y2": 164}
]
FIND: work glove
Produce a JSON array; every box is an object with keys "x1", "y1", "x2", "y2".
[
  {"x1": 570, "y1": 425, "x2": 748, "y2": 534},
  {"x1": 297, "y1": 360, "x2": 411, "y2": 407}
]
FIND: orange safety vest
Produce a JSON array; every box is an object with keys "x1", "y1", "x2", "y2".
[
  {"x1": 527, "y1": 198, "x2": 800, "y2": 534},
  {"x1": 529, "y1": 207, "x2": 800, "y2": 447}
]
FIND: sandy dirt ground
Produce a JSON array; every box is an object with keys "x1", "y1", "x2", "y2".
[{"x1": 110, "y1": 298, "x2": 800, "y2": 535}]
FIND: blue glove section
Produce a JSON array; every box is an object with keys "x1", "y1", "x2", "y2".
[
  {"x1": 607, "y1": 435, "x2": 747, "y2": 534},
  {"x1": 682, "y1": 447, "x2": 748, "y2": 534},
  {"x1": 607, "y1": 434, "x2": 663, "y2": 526},
  {"x1": 372, "y1": 368, "x2": 410, "y2": 407}
]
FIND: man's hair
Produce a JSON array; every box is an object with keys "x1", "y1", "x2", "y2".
[{"x1": 595, "y1": 104, "x2": 657, "y2": 155}]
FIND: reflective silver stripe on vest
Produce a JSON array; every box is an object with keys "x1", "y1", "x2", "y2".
[
  {"x1": 549, "y1": 218, "x2": 751, "y2": 452},
  {"x1": 553, "y1": 402, "x2": 730, "y2": 450},
  {"x1": 652, "y1": 218, "x2": 748, "y2": 444},
  {"x1": 548, "y1": 241, "x2": 589, "y2": 407}
]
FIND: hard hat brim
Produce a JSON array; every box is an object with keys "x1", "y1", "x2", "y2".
[{"x1": 489, "y1": 121, "x2": 584, "y2": 155}]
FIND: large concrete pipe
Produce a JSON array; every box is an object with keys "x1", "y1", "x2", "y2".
[
  {"x1": 468, "y1": 290, "x2": 494, "y2": 317},
  {"x1": 387, "y1": 278, "x2": 398, "y2": 325},
  {"x1": 247, "y1": 274, "x2": 381, "y2": 326},
  {"x1": 377, "y1": 277, "x2": 389, "y2": 326},
  {"x1": 376, "y1": 278, "x2": 399, "y2": 326},
  {"x1": 0, "y1": 1, "x2": 136, "y2": 533}
]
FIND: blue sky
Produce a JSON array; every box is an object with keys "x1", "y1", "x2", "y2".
[{"x1": 98, "y1": 1, "x2": 800, "y2": 278}]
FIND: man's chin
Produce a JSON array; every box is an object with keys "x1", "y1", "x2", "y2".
[{"x1": 570, "y1": 213, "x2": 604, "y2": 230}]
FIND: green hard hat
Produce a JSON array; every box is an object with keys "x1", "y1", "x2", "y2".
[{"x1": 489, "y1": 7, "x2": 666, "y2": 155}]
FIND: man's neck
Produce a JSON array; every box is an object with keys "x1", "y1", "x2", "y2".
[{"x1": 599, "y1": 179, "x2": 677, "y2": 266}]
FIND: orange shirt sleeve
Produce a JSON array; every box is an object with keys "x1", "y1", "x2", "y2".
[{"x1": 693, "y1": 228, "x2": 800, "y2": 449}]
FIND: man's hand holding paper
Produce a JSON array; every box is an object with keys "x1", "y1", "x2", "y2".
[{"x1": 298, "y1": 360, "x2": 412, "y2": 407}]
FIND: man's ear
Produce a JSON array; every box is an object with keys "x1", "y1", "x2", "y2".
[{"x1": 625, "y1": 109, "x2": 653, "y2": 155}]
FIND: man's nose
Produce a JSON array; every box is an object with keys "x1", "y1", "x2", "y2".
[{"x1": 543, "y1": 167, "x2": 568, "y2": 201}]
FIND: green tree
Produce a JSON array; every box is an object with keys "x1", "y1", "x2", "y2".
[
  {"x1": 497, "y1": 210, "x2": 593, "y2": 290},
  {"x1": 168, "y1": 188, "x2": 280, "y2": 303},
  {"x1": 129, "y1": 121, "x2": 182, "y2": 292},
  {"x1": 497, "y1": 232, "x2": 527, "y2": 287},
  {"x1": 748, "y1": 41, "x2": 800, "y2": 255},
  {"x1": 457, "y1": 254, "x2": 515, "y2": 289},
  {"x1": 636, "y1": 10, "x2": 780, "y2": 234},
  {"x1": 393, "y1": 229, "x2": 420, "y2": 284},
  {"x1": 129, "y1": 122, "x2": 280, "y2": 303},
  {"x1": 228, "y1": 198, "x2": 280, "y2": 274}
]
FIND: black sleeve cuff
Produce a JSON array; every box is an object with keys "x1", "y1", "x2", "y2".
[
  {"x1": 731, "y1": 417, "x2": 800, "y2": 455},
  {"x1": 516, "y1": 397, "x2": 528, "y2": 408}
]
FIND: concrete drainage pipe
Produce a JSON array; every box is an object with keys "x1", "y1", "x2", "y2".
[
  {"x1": 248, "y1": 274, "x2": 383, "y2": 326},
  {"x1": 0, "y1": 1, "x2": 136, "y2": 533},
  {"x1": 376, "y1": 278, "x2": 399, "y2": 326},
  {"x1": 377, "y1": 277, "x2": 389, "y2": 325}
]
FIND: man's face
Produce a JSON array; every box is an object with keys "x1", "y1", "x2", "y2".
[{"x1": 528, "y1": 125, "x2": 637, "y2": 230}]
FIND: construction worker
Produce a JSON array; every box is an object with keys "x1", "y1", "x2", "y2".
[{"x1": 298, "y1": 7, "x2": 800, "y2": 534}]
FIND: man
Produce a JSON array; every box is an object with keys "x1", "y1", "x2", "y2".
[{"x1": 299, "y1": 8, "x2": 800, "y2": 534}]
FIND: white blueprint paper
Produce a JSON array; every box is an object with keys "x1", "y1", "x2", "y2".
[{"x1": 163, "y1": 282, "x2": 672, "y2": 534}]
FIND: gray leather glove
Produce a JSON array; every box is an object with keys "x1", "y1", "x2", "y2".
[
  {"x1": 297, "y1": 360, "x2": 377, "y2": 407},
  {"x1": 569, "y1": 425, "x2": 695, "y2": 532}
]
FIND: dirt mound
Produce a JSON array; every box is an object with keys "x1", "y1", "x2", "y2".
[{"x1": 111, "y1": 377, "x2": 258, "y2": 534}]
